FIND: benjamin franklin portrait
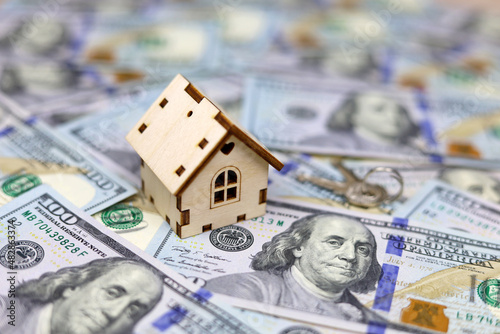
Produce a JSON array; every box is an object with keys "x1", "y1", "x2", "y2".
[
  {"x1": 0, "y1": 19, "x2": 70, "y2": 57},
  {"x1": 301, "y1": 91, "x2": 422, "y2": 154},
  {"x1": 205, "y1": 214, "x2": 386, "y2": 324},
  {"x1": 0, "y1": 257, "x2": 163, "y2": 334},
  {"x1": 439, "y1": 168, "x2": 500, "y2": 204}
]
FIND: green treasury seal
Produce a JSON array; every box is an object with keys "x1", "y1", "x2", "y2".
[
  {"x1": 101, "y1": 204, "x2": 143, "y2": 230},
  {"x1": 478, "y1": 279, "x2": 500, "y2": 308},
  {"x1": 2, "y1": 174, "x2": 42, "y2": 197}
]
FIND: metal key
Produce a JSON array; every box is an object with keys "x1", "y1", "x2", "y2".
[{"x1": 296, "y1": 159, "x2": 403, "y2": 209}]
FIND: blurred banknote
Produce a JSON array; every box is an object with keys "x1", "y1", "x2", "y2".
[
  {"x1": 0, "y1": 12, "x2": 88, "y2": 61},
  {"x1": 36, "y1": 82, "x2": 150, "y2": 127},
  {"x1": 434, "y1": 108, "x2": 500, "y2": 163},
  {"x1": 56, "y1": 86, "x2": 164, "y2": 184},
  {"x1": 270, "y1": 153, "x2": 500, "y2": 215},
  {"x1": 241, "y1": 76, "x2": 429, "y2": 160},
  {"x1": 0, "y1": 10, "x2": 219, "y2": 73},
  {"x1": 0, "y1": 94, "x2": 135, "y2": 214},
  {"x1": 146, "y1": 197, "x2": 500, "y2": 333},
  {"x1": 220, "y1": 7, "x2": 276, "y2": 48},
  {"x1": 393, "y1": 45, "x2": 500, "y2": 99},
  {"x1": 407, "y1": 86, "x2": 500, "y2": 166},
  {"x1": 394, "y1": 179, "x2": 500, "y2": 238},
  {"x1": 242, "y1": 9, "x2": 390, "y2": 81},
  {"x1": 2, "y1": 0, "x2": 156, "y2": 14},
  {"x1": 0, "y1": 185, "x2": 327, "y2": 334},
  {"x1": 314, "y1": 156, "x2": 500, "y2": 203},
  {"x1": 242, "y1": 75, "x2": 500, "y2": 167},
  {"x1": 82, "y1": 17, "x2": 219, "y2": 73},
  {"x1": 0, "y1": 59, "x2": 146, "y2": 111}
]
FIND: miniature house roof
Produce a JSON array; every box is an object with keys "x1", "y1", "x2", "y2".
[{"x1": 126, "y1": 74, "x2": 283, "y2": 196}]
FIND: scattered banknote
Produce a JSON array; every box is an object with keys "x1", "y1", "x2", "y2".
[
  {"x1": 0, "y1": 94, "x2": 136, "y2": 214},
  {"x1": 0, "y1": 59, "x2": 145, "y2": 110},
  {"x1": 81, "y1": 16, "x2": 220, "y2": 73},
  {"x1": 35, "y1": 82, "x2": 149, "y2": 127},
  {"x1": 393, "y1": 43, "x2": 500, "y2": 99},
  {"x1": 56, "y1": 86, "x2": 163, "y2": 185},
  {"x1": 245, "y1": 8, "x2": 390, "y2": 81},
  {"x1": 321, "y1": 156, "x2": 500, "y2": 204},
  {"x1": 242, "y1": 75, "x2": 500, "y2": 168},
  {"x1": 2, "y1": 0, "x2": 156, "y2": 14},
  {"x1": 436, "y1": 166, "x2": 500, "y2": 205},
  {"x1": 0, "y1": 185, "x2": 329, "y2": 334},
  {"x1": 221, "y1": 7, "x2": 276, "y2": 46},
  {"x1": 1, "y1": 1, "x2": 500, "y2": 333},
  {"x1": 241, "y1": 76, "x2": 430, "y2": 160},
  {"x1": 0, "y1": 9, "x2": 220, "y2": 73},
  {"x1": 269, "y1": 153, "x2": 500, "y2": 215},
  {"x1": 433, "y1": 107, "x2": 500, "y2": 163},
  {"x1": 0, "y1": 157, "x2": 81, "y2": 176},
  {"x1": 0, "y1": 159, "x2": 96, "y2": 211},
  {"x1": 393, "y1": 179, "x2": 500, "y2": 238},
  {"x1": 146, "y1": 197, "x2": 500, "y2": 333},
  {"x1": 0, "y1": 12, "x2": 88, "y2": 62}
]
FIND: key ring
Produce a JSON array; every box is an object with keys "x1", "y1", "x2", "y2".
[{"x1": 361, "y1": 167, "x2": 404, "y2": 204}]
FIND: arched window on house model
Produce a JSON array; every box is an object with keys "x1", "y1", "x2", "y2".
[{"x1": 211, "y1": 167, "x2": 241, "y2": 208}]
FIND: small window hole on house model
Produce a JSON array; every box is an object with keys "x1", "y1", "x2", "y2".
[
  {"x1": 198, "y1": 138, "x2": 208, "y2": 149},
  {"x1": 159, "y1": 98, "x2": 168, "y2": 108},
  {"x1": 176, "y1": 165, "x2": 185, "y2": 176}
]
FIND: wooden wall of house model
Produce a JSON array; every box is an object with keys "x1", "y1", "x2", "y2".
[{"x1": 126, "y1": 74, "x2": 284, "y2": 238}]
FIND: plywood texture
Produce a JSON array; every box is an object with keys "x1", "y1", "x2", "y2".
[
  {"x1": 179, "y1": 135, "x2": 269, "y2": 238},
  {"x1": 126, "y1": 74, "x2": 283, "y2": 197},
  {"x1": 126, "y1": 74, "x2": 227, "y2": 196},
  {"x1": 141, "y1": 162, "x2": 180, "y2": 227}
]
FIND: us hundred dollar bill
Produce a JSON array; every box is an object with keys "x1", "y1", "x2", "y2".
[
  {"x1": 81, "y1": 16, "x2": 220, "y2": 73},
  {"x1": 241, "y1": 76, "x2": 429, "y2": 160},
  {"x1": 0, "y1": 185, "x2": 330, "y2": 334},
  {"x1": 0, "y1": 158, "x2": 90, "y2": 210},
  {"x1": 241, "y1": 76, "x2": 500, "y2": 168},
  {"x1": 339, "y1": 160, "x2": 500, "y2": 205},
  {"x1": 0, "y1": 93, "x2": 136, "y2": 214},
  {"x1": 394, "y1": 180, "x2": 500, "y2": 238},
  {"x1": 146, "y1": 198, "x2": 500, "y2": 334},
  {"x1": 0, "y1": 59, "x2": 144, "y2": 112},
  {"x1": 269, "y1": 153, "x2": 500, "y2": 215}
]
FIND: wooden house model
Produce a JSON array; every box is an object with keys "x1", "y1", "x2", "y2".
[{"x1": 126, "y1": 74, "x2": 283, "y2": 238}]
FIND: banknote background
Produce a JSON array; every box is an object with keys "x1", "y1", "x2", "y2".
[
  {"x1": 145, "y1": 198, "x2": 500, "y2": 333},
  {"x1": 1, "y1": 0, "x2": 500, "y2": 333},
  {"x1": 0, "y1": 186, "x2": 334, "y2": 334}
]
